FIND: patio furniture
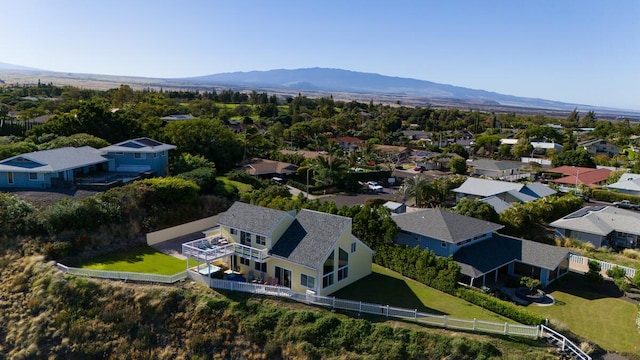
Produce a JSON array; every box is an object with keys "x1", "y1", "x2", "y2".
[{"x1": 248, "y1": 271, "x2": 255, "y2": 282}]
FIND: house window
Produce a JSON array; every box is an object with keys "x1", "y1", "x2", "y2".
[
  {"x1": 230, "y1": 228, "x2": 237, "y2": 235},
  {"x1": 153, "y1": 153, "x2": 158, "y2": 158},
  {"x1": 337, "y1": 248, "x2": 349, "y2": 281},
  {"x1": 115, "y1": 151, "x2": 124, "y2": 155},
  {"x1": 240, "y1": 231, "x2": 251, "y2": 246},
  {"x1": 240, "y1": 257, "x2": 250, "y2": 266},
  {"x1": 350, "y1": 242, "x2": 356, "y2": 253},
  {"x1": 134, "y1": 153, "x2": 142, "y2": 159},
  {"x1": 256, "y1": 235, "x2": 266, "y2": 246},
  {"x1": 441, "y1": 241, "x2": 447, "y2": 248},
  {"x1": 29, "y1": 173, "x2": 38, "y2": 181},
  {"x1": 322, "y1": 251, "x2": 334, "y2": 288},
  {"x1": 617, "y1": 232, "x2": 628, "y2": 238},
  {"x1": 254, "y1": 261, "x2": 267, "y2": 273},
  {"x1": 161, "y1": 151, "x2": 166, "y2": 156},
  {"x1": 7, "y1": 172, "x2": 14, "y2": 185},
  {"x1": 301, "y1": 274, "x2": 315, "y2": 289}
]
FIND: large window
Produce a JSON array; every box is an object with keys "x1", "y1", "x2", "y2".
[
  {"x1": 240, "y1": 231, "x2": 251, "y2": 246},
  {"x1": 240, "y1": 257, "x2": 250, "y2": 266},
  {"x1": 256, "y1": 235, "x2": 266, "y2": 246},
  {"x1": 301, "y1": 274, "x2": 315, "y2": 289},
  {"x1": 322, "y1": 251, "x2": 334, "y2": 288},
  {"x1": 230, "y1": 228, "x2": 237, "y2": 235},
  {"x1": 337, "y1": 248, "x2": 349, "y2": 281}
]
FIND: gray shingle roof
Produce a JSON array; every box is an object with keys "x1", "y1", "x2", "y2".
[
  {"x1": 453, "y1": 177, "x2": 523, "y2": 197},
  {"x1": 0, "y1": 146, "x2": 108, "y2": 173},
  {"x1": 453, "y1": 234, "x2": 570, "y2": 278},
  {"x1": 271, "y1": 209, "x2": 354, "y2": 269},
  {"x1": 522, "y1": 182, "x2": 557, "y2": 198},
  {"x1": 550, "y1": 206, "x2": 640, "y2": 236},
  {"x1": 480, "y1": 196, "x2": 512, "y2": 213},
  {"x1": 217, "y1": 202, "x2": 293, "y2": 236},
  {"x1": 391, "y1": 208, "x2": 504, "y2": 243},
  {"x1": 471, "y1": 159, "x2": 522, "y2": 171}
]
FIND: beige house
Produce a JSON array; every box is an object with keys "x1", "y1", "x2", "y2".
[{"x1": 183, "y1": 202, "x2": 373, "y2": 296}]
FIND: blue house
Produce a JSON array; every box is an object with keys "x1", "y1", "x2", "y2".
[
  {"x1": 100, "y1": 137, "x2": 176, "y2": 176},
  {"x1": 0, "y1": 138, "x2": 175, "y2": 190},
  {"x1": 391, "y1": 208, "x2": 570, "y2": 288},
  {"x1": 0, "y1": 146, "x2": 111, "y2": 189}
]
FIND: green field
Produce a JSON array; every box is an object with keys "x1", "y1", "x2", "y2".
[
  {"x1": 216, "y1": 176, "x2": 252, "y2": 192},
  {"x1": 527, "y1": 274, "x2": 640, "y2": 354},
  {"x1": 334, "y1": 264, "x2": 517, "y2": 323},
  {"x1": 82, "y1": 247, "x2": 194, "y2": 275}
]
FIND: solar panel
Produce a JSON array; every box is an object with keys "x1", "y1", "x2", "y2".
[
  {"x1": 564, "y1": 206, "x2": 605, "y2": 219},
  {"x1": 135, "y1": 138, "x2": 162, "y2": 147}
]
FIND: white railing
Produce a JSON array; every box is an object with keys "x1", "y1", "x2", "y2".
[
  {"x1": 540, "y1": 325, "x2": 591, "y2": 360},
  {"x1": 198, "y1": 273, "x2": 543, "y2": 337},
  {"x1": 56, "y1": 263, "x2": 187, "y2": 284},
  {"x1": 182, "y1": 238, "x2": 270, "y2": 263},
  {"x1": 569, "y1": 254, "x2": 637, "y2": 278},
  {"x1": 201, "y1": 275, "x2": 591, "y2": 358}
]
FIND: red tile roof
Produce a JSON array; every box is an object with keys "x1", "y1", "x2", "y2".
[{"x1": 550, "y1": 168, "x2": 611, "y2": 186}]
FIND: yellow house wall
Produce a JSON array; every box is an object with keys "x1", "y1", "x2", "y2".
[{"x1": 318, "y1": 232, "x2": 373, "y2": 297}]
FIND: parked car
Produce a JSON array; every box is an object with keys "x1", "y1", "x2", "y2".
[
  {"x1": 365, "y1": 181, "x2": 384, "y2": 193},
  {"x1": 613, "y1": 200, "x2": 640, "y2": 210}
]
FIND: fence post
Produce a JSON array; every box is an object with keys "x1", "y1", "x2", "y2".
[
  {"x1": 535, "y1": 325, "x2": 539, "y2": 339},
  {"x1": 386, "y1": 305, "x2": 389, "y2": 317},
  {"x1": 504, "y1": 322, "x2": 508, "y2": 335},
  {"x1": 562, "y1": 337, "x2": 566, "y2": 351},
  {"x1": 332, "y1": 296, "x2": 336, "y2": 309},
  {"x1": 473, "y1": 318, "x2": 476, "y2": 331},
  {"x1": 443, "y1": 315, "x2": 447, "y2": 327},
  {"x1": 359, "y1": 301, "x2": 362, "y2": 315},
  {"x1": 414, "y1": 309, "x2": 417, "y2": 320}
]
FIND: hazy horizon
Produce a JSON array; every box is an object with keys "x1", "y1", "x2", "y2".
[{"x1": 1, "y1": 0, "x2": 638, "y2": 109}]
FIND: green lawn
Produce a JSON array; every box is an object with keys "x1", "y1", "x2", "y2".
[
  {"x1": 333, "y1": 264, "x2": 517, "y2": 323},
  {"x1": 527, "y1": 274, "x2": 640, "y2": 354},
  {"x1": 216, "y1": 176, "x2": 252, "y2": 192},
  {"x1": 82, "y1": 247, "x2": 195, "y2": 275}
]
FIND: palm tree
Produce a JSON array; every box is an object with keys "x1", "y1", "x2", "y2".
[
  {"x1": 314, "y1": 154, "x2": 348, "y2": 186},
  {"x1": 398, "y1": 175, "x2": 437, "y2": 207}
]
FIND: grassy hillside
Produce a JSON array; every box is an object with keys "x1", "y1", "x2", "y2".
[{"x1": 0, "y1": 253, "x2": 557, "y2": 359}]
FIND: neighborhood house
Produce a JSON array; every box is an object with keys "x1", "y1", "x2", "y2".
[
  {"x1": 550, "y1": 206, "x2": 640, "y2": 249},
  {"x1": 392, "y1": 208, "x2": 570, "y2": 287},
  {"x1": 0, "y1": 137, "x2": 175, "y2": 189},
  {"x1": 182, "y1": 202, "x2": 374, "y2": 296}
]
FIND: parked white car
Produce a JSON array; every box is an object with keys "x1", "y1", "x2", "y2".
[{"x1": 365, "y1": 181, "x2": 384, "y2": 193}]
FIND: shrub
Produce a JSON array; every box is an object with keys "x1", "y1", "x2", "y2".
[
  {"x1": 606, "y1": 266, "x2": 627, "y2": 280},
  {"x1": 138, "y1": 177, "x2": 200, "y2": 204},
  {"x1": 622, "y1": 248, "x2": 639, "y2": 260},
  {"x1": 456, "y1": 288, "x2": 546, "y2": 325},
  {"x1": 585, "y1": 260, "x2": 603, "y2": 285},
  {"x1": 177, "y1": 167, "x2": 217, "y2": 194}
]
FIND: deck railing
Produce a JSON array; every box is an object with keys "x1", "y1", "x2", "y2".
[{"x1": 56, "y1": 263, "x2": 187, "y2": 284}]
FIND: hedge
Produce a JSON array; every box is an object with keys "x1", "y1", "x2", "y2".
[
  {"x1": 456, "y1": 288, "x2": 546, "y2": 325},
  {"x1": 589, "y1": 189, "x2": 640, "y2": 204}
]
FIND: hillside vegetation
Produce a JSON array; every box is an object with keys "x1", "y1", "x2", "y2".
[{"x1": 0, "y1": 254, "x2": 557, "y2": 360}]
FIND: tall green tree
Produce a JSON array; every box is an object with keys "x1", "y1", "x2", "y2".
[{"x1": 164, "y1": 119, "x2": 242, "y2": 171}]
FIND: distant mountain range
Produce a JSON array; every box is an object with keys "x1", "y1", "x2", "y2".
[
  {"x1": 181, "y1": 68, "x2": 633, "y2": 114},
  {"x1": 1, "y1": 61, "x2": 638, "y2": 117}
]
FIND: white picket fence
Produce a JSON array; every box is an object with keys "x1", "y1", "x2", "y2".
[
  {"x1": 203, "y1": 276, "x2": 590, "y2": 360},
  {"x1": 54, "y1": 264, "x2": 590, "y2": 359},
  {"x1": 569, "y1": 254, "x2": 637, "y2": 278},
  {"x1": 55, "y1": 263, "x2": 188, "y2": 284}
]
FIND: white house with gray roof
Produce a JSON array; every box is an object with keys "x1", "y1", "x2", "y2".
[
  {"x1": 452, "y1": 178, "x2": 556, "y2": 211},
  {"x1": 391, "y1": 208, "x2": 570, "y2": 287},
  {"x1": 606, "y1": 173, "x2": 640, "y2": 197},
  {"x1": 184, "y1": 202, "x2": 374, "y2": 296},
  {"x1": 550, "y1": 206, "x2": 640, "y2": 249}
]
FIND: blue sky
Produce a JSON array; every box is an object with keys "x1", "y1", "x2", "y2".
[{"x1": 1, "y1": 0, "x2": 638, "y2": 110}]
